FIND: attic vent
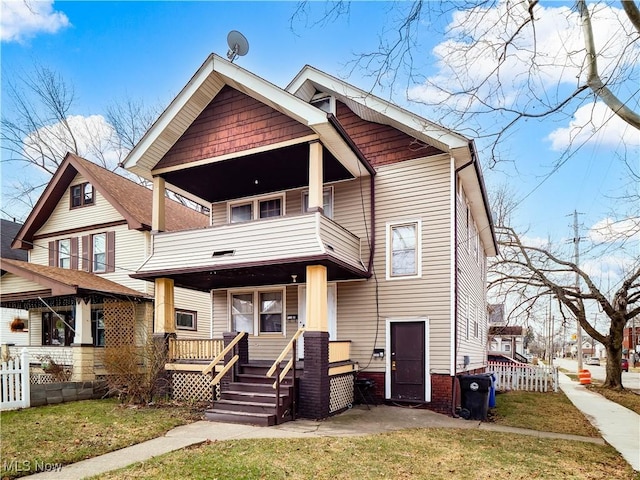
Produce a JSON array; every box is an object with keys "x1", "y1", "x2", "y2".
[
  {"x1": 212, "y1": 250, "x2": 235, "y2": 258},
  {"x1": 311, "y1": 93, "x2": 334, "y2": 114},
  {"x1": 325, "y1": 244, "x2": 335, "y2": 252}
]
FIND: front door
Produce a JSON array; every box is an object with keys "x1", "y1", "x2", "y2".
[
  {"x1": 298, "y1": 284, "x2": 337, "y2": 360},
  {"x1": 389, "y1": 321, "x2": 425, "y2": 402}
]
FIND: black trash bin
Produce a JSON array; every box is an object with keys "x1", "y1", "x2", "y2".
[{"x1": 459, "y1": 374, "x2": 491, "y2": 420}]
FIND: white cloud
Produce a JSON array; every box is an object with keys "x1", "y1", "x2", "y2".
[
  {"x1": 1, "y1": 0, "x2": 70, "y2": 43},
  {"x1": 23, "y1": 114, "x2": 125, "y2": 172},
  {"x1": 547, "y1": 102, "x2": 640, "y2": 151},
  {"x1": 588, "y1": 217, "x2": 640, "y2": 243},
  {"x1": 408, "y1": 2, "x2": 639, "y2": 121}
]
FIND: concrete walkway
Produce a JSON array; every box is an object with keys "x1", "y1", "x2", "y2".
[
  {"x1": 558, "y1": 371, "x2": 640, "y2": 471},
  {"x1": 24, "y1": 395, "x2": 621, "y2": 480}
]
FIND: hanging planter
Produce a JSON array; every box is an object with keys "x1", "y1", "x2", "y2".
[{"x1": 10, "y1": 317, "x2": 26, "y2": 332}]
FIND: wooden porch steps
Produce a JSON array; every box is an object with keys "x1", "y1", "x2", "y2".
[{"x1": 204, "y1": 362, "x2": 298, "y2": 427}]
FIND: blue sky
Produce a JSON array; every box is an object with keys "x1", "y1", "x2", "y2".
[{"x1": 1, "y1": 1, "x2": 638, "y2": 283}]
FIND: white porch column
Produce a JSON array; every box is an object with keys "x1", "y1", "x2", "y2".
[
  {"x1": 152, "y1": 176, "x2": 166, "y2": 232},
  {"x1": 154, "y1": 278, "x2": 175, "y2": 334},
  {"x1": 308, "y1": 140, "x2": 323, "y2": 213},
  {"x1": 73, "y1": 298, "x2": 93, "y2": 345}
]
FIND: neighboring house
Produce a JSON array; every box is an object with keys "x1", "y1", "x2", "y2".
[
  {"x1": 122, "y1": 54, "x2": 498, "y2": 418},
  {"x1": 0, "y1": 219, "x2": 29, "y2": 348},
  {"x1": 488, "y1": 325, "x2": 525, "y2": 358},
  {"x1": 0, "y1": 153, "x2": 210, "y2": 380}
]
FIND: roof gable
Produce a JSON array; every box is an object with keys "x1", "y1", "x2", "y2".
[
  {"x1": 12, "y1": 153, "x2": 208, "y2": 250},
  {"x1": 1, "y1": 220, "x2": 28, "y2": 260}
]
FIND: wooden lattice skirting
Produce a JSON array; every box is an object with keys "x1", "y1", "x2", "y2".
[
  {"x1": 330, "y1": 372, "x2": 355, "y2": 413},
  {"x1": 170, "y1": 371, "x2": 220, "y2": 403}
]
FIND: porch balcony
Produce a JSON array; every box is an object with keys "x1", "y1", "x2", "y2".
[{"x1": 132, "y1": 212, "x2": 369, "y2": 290}]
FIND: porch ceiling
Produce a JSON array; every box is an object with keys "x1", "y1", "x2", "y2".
[
  {"x1": 161, "y1": 140, "x2": 353, "y2": 204},
  {"x1": 132, "y1": 257, "x2": 370, "y2": 291}
]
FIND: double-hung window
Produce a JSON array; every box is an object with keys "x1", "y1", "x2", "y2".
[
  {"x1": 302, "y1": 187, "x2": 333, "y2": 218},
  {"x1": 58, "y1": 239, "x2": 71, "y2": 269},
  {"x1": 230, "y1": 195, "x2": 284, "y2": 223},
  {"x1": 92, "y1": 309, "x2": 105, "y2": 347},
  {"x1": 92, "y1": 233, "x2": 107, "y2": 272},
  {"x1": 386, "y1": 220, "x2": 422, "y2": 280},
  {"x1": 230, "y1": 289, "x2": 284, "y2": 335}
]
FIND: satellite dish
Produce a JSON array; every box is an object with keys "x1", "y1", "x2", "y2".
[{"x1": 226, "y1": 30, "x2": 249, "y2": 63}]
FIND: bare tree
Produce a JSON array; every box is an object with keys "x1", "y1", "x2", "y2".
[
  {"x1": 489, "y1": 225, "x2": 640, "y2": 389},
  {"x1": 1, "y1": 65, "x2": 161, "y2": 216},
  {"x1": 292, "y1": 1, "x2": 640, "y2": 166}
]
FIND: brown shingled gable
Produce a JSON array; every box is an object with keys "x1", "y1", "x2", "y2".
[
  {"x1": 12, "y1": 153, "x2": 209, "y2": 250},
  {"x1": 0, "y1": 257, "x2": 150, "y2": 299}
]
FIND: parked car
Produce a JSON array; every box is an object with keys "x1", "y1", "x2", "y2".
[
  {"x1": 586, "y1": 357, "x2": 600, "y2": 366},
  {"x1": 621, "y1": 358, "x2": 629, "y2": 372}
]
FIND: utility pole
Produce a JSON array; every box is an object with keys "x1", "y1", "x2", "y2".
[{"x1": 573, "y1": 210, "x2": 583, "y2": 371}]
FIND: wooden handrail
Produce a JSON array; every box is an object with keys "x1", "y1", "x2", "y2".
[
  {"x1": 202, "y1": 331, "x2": 246, "y2": 375},
  {"x1": 272, "y1": 357, "x2": 294, "y2": 389},
  {"x1": 211, "y1": 355, "x2": 239, "y2": 386},
  {"x1": 266, "y1": 328, "x2": 304, "y2": 377}
]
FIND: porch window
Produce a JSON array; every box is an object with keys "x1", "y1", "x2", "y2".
[
  {"x1": 302, "y1": 187, "x2": 333, "y2": 218},
  {"x1": 229, "y1": 195, "x2": 284, "y2": 223},
  {"x1": 58, "y1": 239, "x2": 71, "y2": 269},
  {"x1": 71, "y1": 182, "x2": 94, "y2": 208},
  {"x1": 92, "y1": 309, "x2": 105, "y2": 347},
  {"x1": 176, "y1": 309, "x2": 197, "y2": 331},
  {"x1": 259, "y1": 292, "x2": 282, "y2": 333},
  {"x1": 92, "y1": 233, "x2": 107, "y2": 272},
  {"x1": 386, "y1": 220, "x2": 421, "y2": 280},
  {"x1": 42, "y1": 311, "x2": 74, "y2": 346},
  {"x1": 231, "y1": 293, "x2": 254, "y2": 334},
  {"x1": 230, "y1": 289, "x2": 285, "y2": 335}
]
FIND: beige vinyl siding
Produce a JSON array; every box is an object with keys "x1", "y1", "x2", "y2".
[
  {"x1": 36, "y1": 173, "x2": 122, "y2": 235},
  {"x1": 0, "y1": 273, "x2": 48, "y2": 294},
  {"x1": 336, "y1": 154, "x2": 453, "y2": 374},
  {"x1": 455, "y1": 186, "x2": 489, "y2": 371},
  {"x1": 173, "y1": 286, "x2": 212, "y2": 339}
]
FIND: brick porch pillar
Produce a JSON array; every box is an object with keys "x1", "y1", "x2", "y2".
[{"x1": 299, "y1": 264, "x2": 330, "y2": 419}]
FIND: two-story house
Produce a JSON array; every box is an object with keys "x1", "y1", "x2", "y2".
[
  {"x1": 123, "y1": 54, "x2": 497, "y2": 421},
  {"x1": 0, "y1": 153, "x2": 210, "y2": 381}
]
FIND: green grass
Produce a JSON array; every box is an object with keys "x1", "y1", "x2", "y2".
[
  {"x1": 588, "y1": 385, "x2": 640, "y2": 415},
  {"x1": 0, "y1": 399, "x2": 200, "y2": 478},
  {"x1": 492, "y1": 390, "x2": 600, "y2": 437},
  {"x1": 94, "y1": 429, "x2": 635, "y2": 480}
]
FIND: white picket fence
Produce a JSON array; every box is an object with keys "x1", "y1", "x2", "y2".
[
  {"x1": 488, "y1": 361, "x2": 558, "y2": 393},
  {"x1": 1, "y1": 348, "x2": 31, "y2": 411}
]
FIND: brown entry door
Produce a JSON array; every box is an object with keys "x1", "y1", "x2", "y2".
[{"x1": 390, "y1": 321, "x2": 425, "y2": 402}]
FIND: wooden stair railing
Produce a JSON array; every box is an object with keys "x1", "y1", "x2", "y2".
[
  {"x1": 266, "y1": 328, "x2": 304, "y2": 422},
  {"x1": 202, "y1": 331, "x2": 246, "y2": 386}
]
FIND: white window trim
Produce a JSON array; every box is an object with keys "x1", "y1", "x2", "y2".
[
  {"x1": 301, "y1": 186, "x2": 334, "y2": 218},
  {"x1": 92, "y1": 232, "x2": 107, "y2": 273},
  {"x1": 227, "y1": 193, "x2": 286, "y2": 223},
  {"x1": 385, "y1": 219, "x2": 422, "y2": 281},
  {"x1": 228, "y1": 287, "x2": 286, "y2": 337},
  {"x1": 175, "y1": 309, "x2": 197, "y2": 331}
]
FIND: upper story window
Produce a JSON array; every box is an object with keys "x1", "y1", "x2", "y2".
[
  {"x1": 58, "y1": 239, "x2": 71, "y2": 268},
  {"x1": 386, "y1": 220, "x2": 422, "y2": 280},
  {"x1": 229, "y1": 195, "x2": 284, "y2": 223},
  {"x1": 302, "y1": 187, "x2": 333, "y2": 218},
  {"x1": 92, "y1": 233, "x2": 107, "y2": 273},
  {"x1": 71, "y1": 182, "x2": 94, "y2": 208}
]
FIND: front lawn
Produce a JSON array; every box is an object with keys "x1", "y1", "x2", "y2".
[{"x1": 0, "y1": 399, "x2": 200, "y2": 478}]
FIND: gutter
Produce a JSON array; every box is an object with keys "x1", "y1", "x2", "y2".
[
  {"x1": 468, "y1": 140, "x2": 498, "y2": 254},
  {"x1": 451, "y1": 157, "x2": 475, "y2": 416}
]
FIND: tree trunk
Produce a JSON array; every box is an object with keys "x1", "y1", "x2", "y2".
[{"x1": 601, "y1": 314, "x2": 626, "y2": 389}]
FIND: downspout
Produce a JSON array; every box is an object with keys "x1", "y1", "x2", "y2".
[{"x1": 451, "y1": 154, "x2": 475, "y2": 416}]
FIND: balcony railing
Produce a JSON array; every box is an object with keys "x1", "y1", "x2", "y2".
[
  {"x1": 137, "y1": 212, "x2": 366, "y2": 277},
  {"x1": 329, "y1": 340, "x2": 351, "y2": 364},
  {"x1": 168, "y1": 338, "x2": 225, "y2": 362}
]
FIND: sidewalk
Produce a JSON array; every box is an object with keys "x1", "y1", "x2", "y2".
[
  {"x1": 558, "y1": 371, "x2": 640, "y2": 471},
  {"x1": 24, "y1": 397, "x2": 618, "y2": 480}
]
